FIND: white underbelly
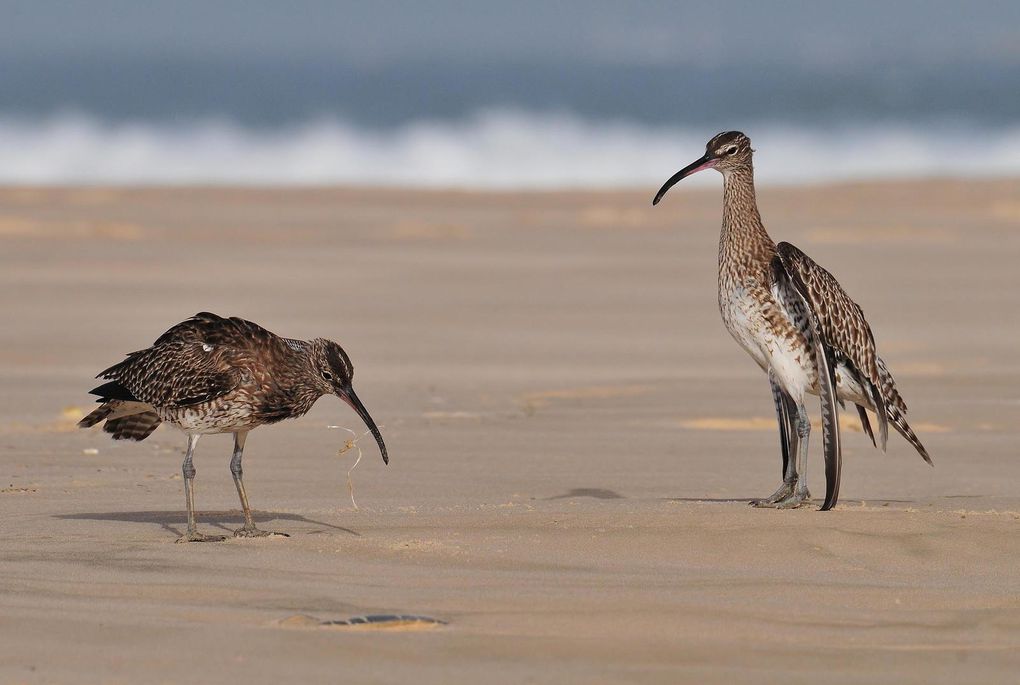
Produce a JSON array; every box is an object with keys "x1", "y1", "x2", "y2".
[
  {"x1": 721, "y1": 285, "x2": 815, "y2": 400},
  {"x1": 721, "y1": 285, "x2": 873, "y2": 407},
  {"x1": 766, "y1": 338, "x2": 814, "y2": 400},
  {"x1": 161, "y1": 403, "x2": 253, "y2": 434}
]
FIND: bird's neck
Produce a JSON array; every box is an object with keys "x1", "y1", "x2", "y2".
[
  {"x1": 290, "y1": 379, "x2": 327, "y2": 417},
  {"x1": 256, "y1": 346, "x2": 326, "y2": 423},
  {"x1": 291, "y1": 350, "x2": 328, "y2": 415},
  {"x1": 718, "y1": 166, "x2": 776, "y2": 275}
]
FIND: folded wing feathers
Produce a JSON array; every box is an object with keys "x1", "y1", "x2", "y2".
[
  {"x1": 776, "y1": 242, "x2": 930, "y2": 464},
  {"x1": 771, "y1": 252, "x2": 842, "y2": 510}
]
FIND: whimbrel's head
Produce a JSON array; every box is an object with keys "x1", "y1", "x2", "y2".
[
  {"x1": 310, "y1": 339, "x2": 389, "y2": 465},
  {"x1": 652, "y1": 131, "x2": 752, "y2": 205}
]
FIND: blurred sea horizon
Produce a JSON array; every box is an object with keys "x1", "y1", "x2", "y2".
[
  {"x1": 2, "y1": 1, "x2": 1018, "y2": 187},
  {"x1": 3, "y1": 110, "x2": 1019, "y2": 188}
]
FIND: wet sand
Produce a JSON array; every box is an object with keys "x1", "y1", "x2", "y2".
[{"x1": 1, "y1": 181, "x2": 1018, "y2": 683}]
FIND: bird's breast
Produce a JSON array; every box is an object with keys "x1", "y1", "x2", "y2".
[
  {"x1": 719, "y1": 276, "x2": 820, "y2": 395},
  {"x1": 718, "y1": 281, "x2": 772, "y2": 370},
  {"x1": 252, "y1": 382, "x2": 322, "y2": 425}
]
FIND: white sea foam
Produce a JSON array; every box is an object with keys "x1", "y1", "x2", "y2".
[{"x1": 0, "y1": 110, "x2": 1017, "y2": 187}]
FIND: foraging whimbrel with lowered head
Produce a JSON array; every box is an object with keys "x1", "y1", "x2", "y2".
[
  {"x1": 79, "y1": 312, "x2": 388, "y2": 541},
  {"x1": 652, "y1": 132, "x2": 931, "y2": 510}
]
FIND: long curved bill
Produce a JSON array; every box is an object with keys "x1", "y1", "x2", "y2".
[
  {"x1": 652, "y1": 154, "x2": 717, "y2": 205},
  {"x1": 340, "y1": 388, "x2": 389, "y2": 465}
]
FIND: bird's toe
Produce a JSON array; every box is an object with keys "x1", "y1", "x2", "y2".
[
  {"x1": 773, "y1": 488, "x2": 812, "y2": 509},
  {"x1": 750, "y1": 480, "x2": 797, "y2": 507}
]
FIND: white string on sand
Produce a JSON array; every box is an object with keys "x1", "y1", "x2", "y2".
[{"x1": 327, "y1": 425, "x2": 380, "y2": 510}]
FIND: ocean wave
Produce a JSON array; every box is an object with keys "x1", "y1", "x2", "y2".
[{"x1": 0, "y1": 110, "x2": 1017, "y2": 187}]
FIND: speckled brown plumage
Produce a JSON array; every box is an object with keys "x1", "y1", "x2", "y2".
[
  {"x1": 78, "y1": 312, "x2": 387, "y2": 542},
  {"x1": 775, "y1": 244, "x2": 879, "y2": 390},
  {"x1": 773, "y1": 241, "x2": 931, "y2": 465},
  {"x1": 81, "y1": 313, "x2": 365, "y2": 435},
  {"x1": 654, "y1": 131, "x2": 931, "y2": 510}
]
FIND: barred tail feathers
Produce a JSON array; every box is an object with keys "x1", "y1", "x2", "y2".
[
  {"x1": 874, "y1": 357, "x2": 932, "y2": 465},
  {"x1": 78, "y1": 400, "x2": 162, "y2": 441},
  {"x1": 886, "y1": 404, "x2": 933, "y2": 466}
]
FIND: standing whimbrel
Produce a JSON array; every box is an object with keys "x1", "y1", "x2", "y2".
[
  {"x1": 652, "y1": 132, "x2": 931, "y2": 510},
  {"x1": 78, "y1": 312, "x2": 388, "y2": 541}
]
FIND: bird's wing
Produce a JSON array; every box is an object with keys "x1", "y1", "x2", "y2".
[
  {"x1": 152, "y1": 312, "x2": 284, "y2": 351},
  {"x1": 93, "y1": 340, "x2": 245, "y2": 409},
  {"x1": 93, "y1": 312, "x2": 284, "y2": 408},
  {"x1": 770, "y1": 245, "x2": 843, "y2": 510},
  {"x1": 774, "y1": 244, "x2": 932, "y2": 468},
  {"x1": 774, "y1": 242, "x2": 890, "y2": 438}
]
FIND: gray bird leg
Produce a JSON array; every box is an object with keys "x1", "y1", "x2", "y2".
[
  {"x1": 177, "y1": 434, "x2": 226, "y2": 543},
  {"x1": 230, "y1": 431, "x2": 288, "y2": 538},
  {"x1": 752, "y1": 371, "x2": 800, "y2": 506},
  {"x1": 773, "y1": 403, "x2": 812, "y2": 508}
]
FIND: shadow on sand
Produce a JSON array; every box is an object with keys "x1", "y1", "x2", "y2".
[
  {"x1": 663, "y1": 496, "x2": 917, "y2": 506},
  {"x1": 55, "y1": 510, "x2": 360, "y2": 538},
  {"x1": 664, "y1": 497, "x2": 756, "y2": 504},
  {"x1": 546, "y1": 488, "x2": 624, "y2": 500}
]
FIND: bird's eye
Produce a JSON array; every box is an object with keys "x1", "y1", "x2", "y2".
[
  {"x1": 321, "y1": 371, "x2": 333, "y2": 381},
  {"x1": 726, "y1": 146, "x2": 738, "y2": 156}
]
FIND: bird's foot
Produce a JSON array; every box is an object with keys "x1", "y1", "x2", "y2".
[
  {"x1": 233, "y1": 525, "x2": 289, "y2": 539},
  {"x1": 176, "y1": 531, "x2": 228, "y2": 543},
  {"x1": 771, "y1": 487, "x2": 812, "y2": 509},
  {"x1": 750, "y1": 480, "x2": 797, "y2": 507}
]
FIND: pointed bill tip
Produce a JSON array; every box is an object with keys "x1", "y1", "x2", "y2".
[
  {"x1": 340, "y1": 389, "x2": 389, "y2": 466},
  {"x1": 652, "y1": 154, "x2": 715, "y2": 207}
]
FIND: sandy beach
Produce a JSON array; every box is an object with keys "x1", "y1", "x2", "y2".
[{"x1": 1, "y1": 181, "x2": 1018, "y2": 683}]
